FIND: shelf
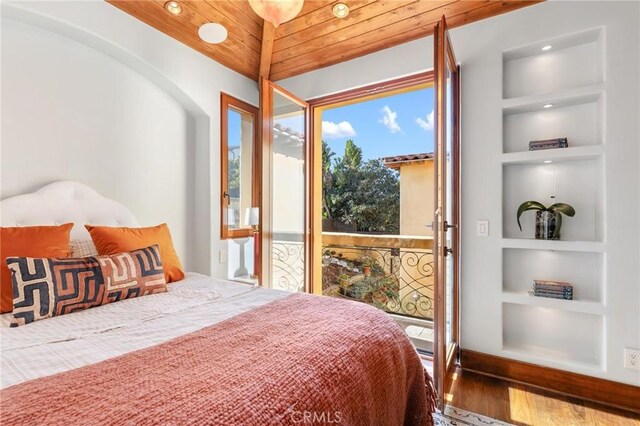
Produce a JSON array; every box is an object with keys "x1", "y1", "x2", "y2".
[
  {"x1": 501, "y1": 238, "x2": 604, "y2": 252},
  {"x1": 502, "y1": 83, "x2": 604, "y2": 115},
  {"x1": 502, "y1": 303, "x2": 604, "y2": 373},
  {"x1": 501, "y1": 145, "x2": 604, "y2": 165},
  {"x1": 500, "y1": 27, "x2": 607, "y2": 380},
  {"x1": 503, "y1": 249, "x2": 603, "y2": 302},
  {"x1": 503, "y1": 28, "x2": 602, "y2": 61},
  {"x1": 502, "y1": 291, "x2": 605, "y2": 315},
  {"x1": 501, "y1": 345, "x2": 604, "y2": 374}
]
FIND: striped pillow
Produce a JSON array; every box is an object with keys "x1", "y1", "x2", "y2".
[
  {"x1": 6, "y1": 245, "x2": 167, "y2": 327},
  {"x1": 70, "y1": 240, "x2": 99, "y2": 257}
]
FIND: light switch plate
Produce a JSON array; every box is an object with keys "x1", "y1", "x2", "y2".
[
  {"x1": 219, "y1": 249, "x2": 228, "y2": 264},
  {"x1": 477, "y1": 220, "x2": 489, "y2": 237}
]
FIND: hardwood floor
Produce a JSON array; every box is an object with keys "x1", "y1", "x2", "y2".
[{"x1": 446, "y1": 368, "x2": 640, "y2": 425}]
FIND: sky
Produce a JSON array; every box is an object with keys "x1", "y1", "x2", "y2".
[
  {"x1": 228, "y1": 109, "x2": 241, "y2": 151},
  {"x1": 322, "y1": 87, "x2": 435, "y2": 161},
  {"x1": 228, "y1": 87, "x2": 435, "y2": 162}
]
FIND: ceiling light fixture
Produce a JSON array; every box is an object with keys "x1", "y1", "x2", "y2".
[
  {"x1": 544, "y1": 160, "x2": 553, "y2": 164},
  {"x1": 248, "y1": 0, "x2": 304, "y2": 27},
  {"x1": 332, "y1": 2, "x2": 350, "y2": 18},
  {"x1": 541, "y1": 45, "x2": 552, "y2": 51},
  {"x1": 543, "y1": 103, "x2": 554, "y2": 109},
  {"x1": 198, "y1": 23, "x2": 228, "y2": 44},
  {"x1": 164, "y1": 1, "x2": 183, "y2": 15}
]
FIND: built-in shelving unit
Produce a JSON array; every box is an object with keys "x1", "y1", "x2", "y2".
[
  {"x1": 502, "y1": 291, "x2": 605, "y2": 315},
  {"x1": 502, "y1": 302, "x2": 604, "y2": 371},
  {"x1": 500, "y1": 28, "x2": 607, "y2": 372},
  {"x1": 501, "y1": 145, "x2": 604, "y2": 165},
  {"x1": 501, "y1": 345, "x2": 604, "y2": 374},
  {"x1": 502, "y1": 83, "x2": 604, "y2": 115},
  {"x1": 501, "y1": 238, "x2": 605, "y2": 252}
]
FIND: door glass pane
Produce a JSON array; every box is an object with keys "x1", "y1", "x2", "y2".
[
  {"x1": 444, "y1": 63, "x2": 454, "y2": 346},
  {"x1": 226, "y1": 107, "x2": 254, "y2": 230},
  {"x1": 271, "y1": 91, "x2": 306, "y2": 292}
]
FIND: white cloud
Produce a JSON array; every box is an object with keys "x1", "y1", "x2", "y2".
[
  {"x1": 378, "y1": 105, "x2": 402, "y2": 133},
  {"x1": 322, "y1": 120, "x2": 357, "y2": 139},
  {"x1": 416, "y1": 110, "x2": 434, "y2": 131}
]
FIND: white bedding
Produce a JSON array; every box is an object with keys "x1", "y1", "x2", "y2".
[{"x1": 0, "y1": 273, "x2": 289, "y2": 389}]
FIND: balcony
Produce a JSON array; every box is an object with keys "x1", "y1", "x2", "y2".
[
  {"x1": 270, "y1": 232, "x2": 434, "y2": 352},
  {"x1": 321, "y1": 232, "x2": 434, "y2": 318}
]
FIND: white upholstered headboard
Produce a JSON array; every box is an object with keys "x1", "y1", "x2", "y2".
[{"x1": 0, "y1": 181, "x2": 138, "y2": 240}]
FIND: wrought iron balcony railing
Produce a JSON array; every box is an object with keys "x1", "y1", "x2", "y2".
[
  {"x1": 269, "y1": 233, "x2": 434, "y2": 320},
  {"x1": 321, "y1": 233, "x2": 434, "y2": 320},
  {"x1": 271, "y1": 233, "x2": 305, "y2": 293}
]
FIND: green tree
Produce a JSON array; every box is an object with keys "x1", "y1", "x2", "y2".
[
  {"x1": 322, "y1": 141, "x2": 335, "y2": 220},
  {"x1": 322, "y1": 140, "x2": 400, "y2": 234},
  {"x1": 343, "y1": 160, "x2": 400, "y2": 233},
  {"x1": 343, "y1": 139, "x2": 362, "y2": 169}
]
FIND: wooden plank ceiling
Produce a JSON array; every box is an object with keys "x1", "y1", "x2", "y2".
[{"x1": 107, "y1": 0, "x2": 541, "y2": 81}]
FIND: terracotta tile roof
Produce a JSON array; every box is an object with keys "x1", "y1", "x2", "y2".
[{"x1": 382, "y1": 152, "x2": 434, "y2": 169}]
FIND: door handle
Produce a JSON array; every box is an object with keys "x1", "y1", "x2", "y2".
[{"x1": 426, "y1": 222, "x2": 456, "y2": 230}]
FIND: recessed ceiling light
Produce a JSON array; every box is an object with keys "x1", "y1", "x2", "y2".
[
  {"x1": 543, "y1": 103, "x2": 554, "y2": 109},
  {"x1": 332, "y1": 2, "x2": 349, "y2": 18},
  {"x1": 198, "y1": 23, "x2": 228, "y2": 44},
  {"x1": 541, "y1": 45, "x2": 552, "y2": 51},
  {"x1": 164, "y1": 1, "x2": 182, "y2": 15},
  {"x1": 543, "y1": 160, "x2": 553, "y2": 164}
]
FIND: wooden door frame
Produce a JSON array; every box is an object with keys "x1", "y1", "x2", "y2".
[
  {"x1": 433, "y1": 16, "x2": 461, "y2": 410},
  {"x1": 260, "y1": 78, "x2": 311, "y2": 293},
  {"x1": 452, "y1": 65, "x2": 461, "y2": 360},
  {"x1": 308, "y1": 71, "x2": 435, "y2": 295},
  {"x1": 308, "y1": 71, "x2": 434, "y2": 107}
]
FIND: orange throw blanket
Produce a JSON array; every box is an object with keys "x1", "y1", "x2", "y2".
[{"x1": 1, "y1": 293, "x2": 436, "y2": 425}]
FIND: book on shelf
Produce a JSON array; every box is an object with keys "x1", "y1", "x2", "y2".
[
  {"x1": 534, "y1": 279, "x2": 572, "y2": 290},
  {"x1": 532, "y1": 280, "x2": 574, "y2": 300},
  {"x1": 529, "y1": 138, "x2": 569, "y2": 151},
  {"x1": 531, "y1": 290, "x2": 573, "y2": 300}
]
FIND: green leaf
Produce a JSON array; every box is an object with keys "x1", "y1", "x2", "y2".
[
  {"x1": 517, "y1": 201, "x2": 547, "y2": 231},
  {"x1": 548, "y1": 203, "x2": 576, "y2": 217}
]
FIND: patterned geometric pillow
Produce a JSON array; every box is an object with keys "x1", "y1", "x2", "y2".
[
  {"x1": 69, "y1": 239, "x2": 99, "y2": 257},
  {"x1": 6, "y1": 245, "x2": 167, "y2": 327}
]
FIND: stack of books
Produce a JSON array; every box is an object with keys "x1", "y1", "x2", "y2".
[
  {"x1": 529, "y1": 138, "x2": 569, "y2": 151},
  {"x1": 533, "y1": 280, "x2": 573, "y2": 300}
]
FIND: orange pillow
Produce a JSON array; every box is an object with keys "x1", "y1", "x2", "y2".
[
  {"x1": 85, "y1": 224, "x2": 185, "y2": 283},
  {"x1": 0, "y1": 224, "x2": 73, "y2": 313}
]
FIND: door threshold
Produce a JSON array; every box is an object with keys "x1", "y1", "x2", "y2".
[{"x1": 390, "y1": 314, "x2": 434, "y2": 355}]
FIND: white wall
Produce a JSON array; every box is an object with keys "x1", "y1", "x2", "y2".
[
  {"x1": 1, "y1": 18, "x2": 193, "y2": 263},
  {"x1": 1, "y1": 0, "x2": 259, "y2": 276},
  {"x1": 279, "y1": 1, "x2": 640, "y2": 385}
]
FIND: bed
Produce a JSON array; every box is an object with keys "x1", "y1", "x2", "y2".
[{"x1": 0, "y1": 181, "x2": 436, "y2": 425}]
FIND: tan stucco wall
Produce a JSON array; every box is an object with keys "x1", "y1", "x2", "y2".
[
  {"x1": 398, "y1": 160, "x2": 435, "y2": 237},
  {"x1": 397, "y1": 160, "x2": 435, "y2": 318}
]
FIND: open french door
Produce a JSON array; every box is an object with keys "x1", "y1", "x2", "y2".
[
  {"x1": 433, "y1": 16, "x2": 461, "y2": 411},
  {"x1": 259, "y1": 78, "x2": 311, "y2": 293}
]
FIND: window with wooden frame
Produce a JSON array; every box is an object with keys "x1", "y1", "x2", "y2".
[{"x1": 220, "y1": 93, "x2": 260, "y2": 239}]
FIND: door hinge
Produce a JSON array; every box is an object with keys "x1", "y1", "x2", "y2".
[{"x1": 444, "y1": 247, "x2": 453, "y2": 257}]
